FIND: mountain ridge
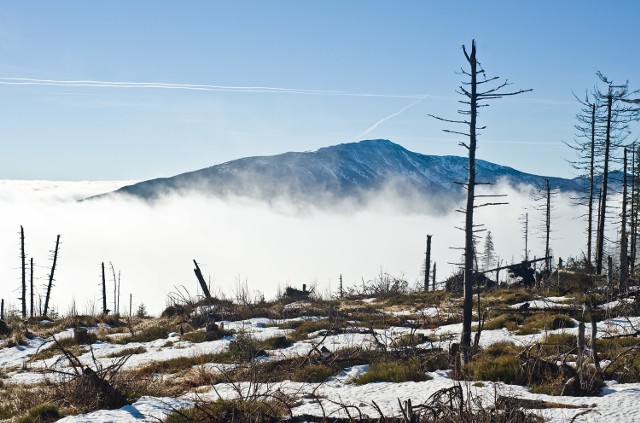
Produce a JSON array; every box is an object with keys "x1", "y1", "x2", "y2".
[{"x1": 96, "y1": 139, "x2": 596, "y2": 206}]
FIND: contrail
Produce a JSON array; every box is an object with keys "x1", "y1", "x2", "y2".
[
  {"x1": 358, "y1": 94, "x2": 429, "y2": 137},
  {"x1": 0, "y1": 77, "x2": 424, "y2": 99}
]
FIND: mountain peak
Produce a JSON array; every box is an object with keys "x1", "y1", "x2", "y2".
[{"x1": 103, "y1": 139, "x2": 584, "y2": 209}]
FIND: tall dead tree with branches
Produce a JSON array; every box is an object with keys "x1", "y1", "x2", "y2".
[
  {"x1": 594, "y1": 73, "x2": 639, "y2": 275},
  {"x1": 430, "y1": 39, "x2": 530, "y2": 366},
  {"x1": 566, "y1": 92, "x2": 601, "y2": 268}
]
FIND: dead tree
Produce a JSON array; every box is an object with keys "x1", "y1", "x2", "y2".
[
  {"x1": 193, "y1": 260, "x2": 212, "y2": 299},
  {"x1": 109, "y1": 262, "x2": 117, "y2": 315},
  {"x1": 30, "y1": 257, "x2": 34, "y2": 318},
  {"x1": 631, "y1": 144, "x2": 638, "y2": 276},
  {"x1": 594, "y1": 73, "x2": 639, "y2": 274},
  {"x1": 20, "y1": 226, "x2": 26, "y2": 318},
  {"x1": 565, "y1": 93, "x2": 601, "y2": 268},
  {"x1": 424, "y1": 235, "x2": 432, "y2": 292},
  {"x1": 520, "y1": 212, "x2": 530, "y2": 261},
  {"x1": 101, "y1": 262, "x2": 107, "y2": 315},
  {"x1": 429, "y1": 39, "x2": 530, "y2": 366},
  {"x1": 43, "y1": 234, "x2": 60, "y2": 318},
  {"x1": 620, "y1": 148, "x2": 629, "y2": 291},
  {"x1": 432, "y1": 262, "x2": 437, "y2": 291},
  {"x1": 117, "y1": 271, "x2": 121, "y2": 315},
  {"x1": 541, "y1": 179, "x2": 556, "y2": 274}
]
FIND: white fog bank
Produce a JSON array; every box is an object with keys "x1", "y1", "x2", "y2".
[{"x1": 0, "y1": 180, "x2": 586, "y2": 316}]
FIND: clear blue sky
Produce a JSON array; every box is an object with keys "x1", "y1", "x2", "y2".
[{"x1": 0, "y1": 1, "x2": 638, "y2": 180}]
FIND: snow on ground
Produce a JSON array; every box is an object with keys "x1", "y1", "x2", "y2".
[
  {"x1": 36, "y1": 368, "x2": 640, "y2": 422},
  {"x1": 599, "y1": 298, "x2": 635, "y2": 310},
  {"x1": 4, "y1": 296, "x2": 640, "y2": 422},
  {"x1": 510, "y1": 297, "x2": 573, "y2": 309},
  {"x1": 387, "y1": 306, "x2": 442, "y2": 317},
  {"x1": 56, "y1": 396, "x2": 193, "y2": 423}
]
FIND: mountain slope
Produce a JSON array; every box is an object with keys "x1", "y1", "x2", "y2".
[{"x1": 103, "y1": 139, "x2": 586, "y2": 205}]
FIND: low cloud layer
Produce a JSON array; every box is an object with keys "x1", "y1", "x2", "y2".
[{"x1": 0, "y1": 180, "x2": 587, "y2": 316}]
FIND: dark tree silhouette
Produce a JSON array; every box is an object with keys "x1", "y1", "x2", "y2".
[
  {"x1": 594, "y1": 73, "x2": 639, "y2": 275},
  {"x1": 20, "y1": 226, "x2": 26, "y2": 319},
  {"x1": 565, "y1": 92, "x2": 602, "y2": 267},
  {"x1": 43, "y1": 234, "x2": 61, "y2": 318},
  {"x1": 430, "y1": 39, "x2": 530, "y2": 366}
]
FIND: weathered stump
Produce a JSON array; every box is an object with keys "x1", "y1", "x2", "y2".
[{"x1": 74, "y1": 327, "x2": 89, "y2": 344}]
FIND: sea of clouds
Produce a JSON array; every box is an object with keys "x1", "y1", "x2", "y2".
[{"x1": 0, "y1": 179, "x2": 587, "y2": 316}]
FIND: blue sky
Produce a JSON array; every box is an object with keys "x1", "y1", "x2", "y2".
[{"x1": 0, "y1": 1, "x2": 638, "y2": 180}]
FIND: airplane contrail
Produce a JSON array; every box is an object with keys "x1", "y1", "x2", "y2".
[
  {"x1": 0, "y1": 77, "x2": 424, "y2": 99},
  {"x1": 358, "y1": 94, "x2": 429, "y2": 137}
]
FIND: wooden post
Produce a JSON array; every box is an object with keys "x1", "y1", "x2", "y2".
[
  {"x1": 339, "y1": 274, "x2": 343, "y2": 298},
  {"x1": 129, "y1": 293, "x2": 133, "y2": 317},
  {"x1": 20, "y1": 226, "x2": 26, "y2": 318},
  {"x1": 1, "y1": 299, "x2": 4, "y2": 320},
  {"x1": 43, "y1": 234, "x2": 60, "y2": 318}
]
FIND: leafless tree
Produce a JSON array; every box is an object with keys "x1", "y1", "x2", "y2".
[
  {"x1": 43, "y1": 234, "x2": 61, "y2": 318},
  {"x1": 429, "y1": 39, "x2": 530, "y2": 366},
  {"x1": 594, "y1": 73, "x2": 639, "y2": 275},
  {"x1": 565, "y1": 92, "x2": 603, "y2": 268}
]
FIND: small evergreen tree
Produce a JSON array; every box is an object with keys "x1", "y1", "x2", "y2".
[
  {"x1": 482, "y1": 231, "x2": 496, "y2": 271},
  {"x1": 136, "y1": 303, "x2": 147, "y2": 318}
]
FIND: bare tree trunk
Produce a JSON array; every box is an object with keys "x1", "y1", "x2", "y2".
[
  {"x1": 596, "y1": 94, "x2": 613, "y2": 275},
  {"x1": 102, "y1": 262, "x2": 107, "y2": 315},
  {"x1": 193, "y1": 260, "x2": 212, "y2": 299},
  {"x1": 117, "y1": 271, "x2": 121, "y2": 315},
  {"x1": 424, "y1": 235, "x2": 432, "y2": 292},
  {"x1": 432, "y1": 262, "x2": 437, "y2": 291},
  {"x1": 631, "y1": 144, "x2": 638, "y2": 277},
  {"x1": 430, "y1": 39, "x2": 530, "y2": 367},
  {"x1": 544, "y1": 179, "x2": 551, "y2": 274},
  {"x1": 587, "y1": 103, "x2": 596, "y2": 267},
  {"x1": 110, "y1": 262, "x2": 117, "y2": 314},
  {"x1": 620, "y1": 148, "x2": 629, "y2": 292},
  {"x1": 523, "y1": 213, "x2": 529, "y2": 261},
  {"x1": 30, "y1": 257, "x2": 34, "y2": 318},
  {"x1": 607, "y1": 255, "x2": 614, "y2": 292},
  {"x1": 591, "y1": 312, "x2": 600, "y2": 369},
  {"x1": 460, "y1": 41, "x2": 478, "y2": 367},
  {"x1": 577, "y1": 321, "x2": 586, "y2": 391},
  {"x1": 20, "y1": 226, "x2": 26, "y2": 318},
  {"x1": 43, "y1": 234, "x2": 60, "y2": 318}
]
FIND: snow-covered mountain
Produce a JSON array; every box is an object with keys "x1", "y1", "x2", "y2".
[{"x1": 100, "y1": 139, "x2": 587, "y2": 204}]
